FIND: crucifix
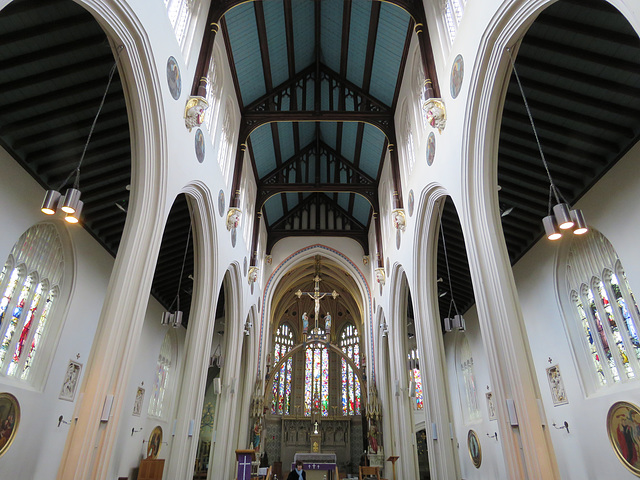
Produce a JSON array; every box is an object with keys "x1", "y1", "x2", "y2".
[{"x1": 295, "y1": 275, "x2": 338, "y2": 331}]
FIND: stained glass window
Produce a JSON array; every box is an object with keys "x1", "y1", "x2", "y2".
[
  {"x1": 566, "y1": 230, "x2": 640, "y2": 391},
  {"x1": 149, "y1": 332, "x2": 174, "y2": 418},
  {"x1": 272, "y1": 323, "x2": 294, "y2": 415},
  {"x1": 0, "y1": 223, "x2": 64, "y2": 384},
  {"x1": 409, "y1": 348, "x2": 424, "y2": 410},
  {"x1": 304, "y1": 343, "x2": 328, "y2": 416},
  {"x1": 340, "y1": 324, "x2": 361, "y2": 415}
]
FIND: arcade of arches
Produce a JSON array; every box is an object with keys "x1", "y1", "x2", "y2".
[{"x1": 1, "y1": 1, "x2": 640, "y2": 480}]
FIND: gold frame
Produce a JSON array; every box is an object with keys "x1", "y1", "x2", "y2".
[
  {"x1": 0, "y1": 392, "x2": 20, "y2": 458},
  {"x1": 607, "y1": 401, "x2": 640, "y2": 476},
  {"x1": 147, "y1": 425, "x2": 163, "y2": 459},
  {"x1": 467, "y1": 429, "x2": 481, "y2": 469}
]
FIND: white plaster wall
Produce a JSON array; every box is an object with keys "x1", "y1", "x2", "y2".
[{"x1": 514, "y1": 140, "x2": 640, "y2": 480}]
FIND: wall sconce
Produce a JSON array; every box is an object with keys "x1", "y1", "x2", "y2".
[
  {"x1": 41, "y1": 48, "x2": 123, "y2": 224},
  {"x1": 508, "y1": 49, "x2": 588, "y2": 241}
]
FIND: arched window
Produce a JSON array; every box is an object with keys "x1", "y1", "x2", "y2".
[
  {"x1": 457, "y1": 334, "x2": 480, "y2": 422},
  {"x1": 0, "y1": 223, "x2": 64, "y2": 384},
  {"x1": 271, "y1": 323, "x2": 294, "y2": 415},
  {"x1": 304, "y1": 343, "x2": 328, "y2": 416},
  {"x1": 442, "y1": 0, "x2": 466, "y2": 43},
  {"x1": 403, "y1": 104, "x2": 415, "y2": 175},
  {"x1": 148, "y1": 331, "x2": 175, "y2": 419},
  {"x1": 164, "y1": 0, "x2": 199, "y2": 55},
  {"x1": 408, "y1": 348, "x2": 424, "y2": 410},
  {"x1": 340, "y1": 324, "x2": 361, "y2": 415},
  {"x1": 566, "y1": 230, "x2": 640, "y2": 390},
  {"x1": 204, "y1": 48, "x2": 223, "y2": 133},
  {"x1": 412, "y1": 50, "x2": 429, "y2": 129},
  {"x1": 218, "y1": 100, "x2": 235, "y2": 183}
]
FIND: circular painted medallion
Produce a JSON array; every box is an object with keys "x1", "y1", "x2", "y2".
[
  {"x1": 195, "y1": 128, "x2": 205, "y2": 163},
  {"x1": 607, "y1": 401, "x2": 640, "y2": 475},
  {"x1": 426, "y1": 132, "x2": 436, "y2": 166},
  {"x1": 166, "y1": 56, "x2": 181, "y2": 100},
  {"x1": 0, "y1": 392, "x2": 20, "y2": 458},
  {"x1": 147, "y1": 426, "x2": 163, "y2": 459},
  {"x1": 467, "y1": 429, "x2": 481, "y2": 469},
  {"x1": 231, "y1": 228, "x2": 237, "y2": 248},
  {"x1": 218, "y1": 190, "x2": 225, "y2": 217},
  {"x1": 408, "y1": 189, "x2": 415, "y2": 217},
  {"x1": 450, "y1": 54, "x2": 464, "y2": 99}
]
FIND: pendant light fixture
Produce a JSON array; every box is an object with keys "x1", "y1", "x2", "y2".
[
  {"x1": 161, "y1": 218, "x2": 192, "y2": 328},
  {"x1": 41, "y1": 46, "x2": 123, "y2": 224},
  {"x1": 440, "y1": 215, "x2": 465, "y2": 332},
  {"x1": 507, "y1": 48, "x2": 588, "y2": 240}
]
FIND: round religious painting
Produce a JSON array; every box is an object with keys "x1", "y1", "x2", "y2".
[
  {"x1": 195, "y1": 128, "x2": 205, "y2": 163},
  {"x1": 147, "y1": 425, "x2": 163, "y2": 459},
  {"x1": 426, "y1": 132, "x2": 436, "y2": 166},
  {"x1": 450, "y1": 54, "x2": 464, "y2": 99},
  {"x1": 166, "y1": 56, "x2": 181, "y2": 100},
  {"x1": 607, "y1": 401, "x2": 640, "y2": 475},
  {"x1": 218, "y1": 190, "x2": 225, "y2": 217},
  {"x1": 231, "y1": 228, "x2": 237, "y2": 248},
  {"x1": 467, "y1": 429, "x2": 481, "y2": 468},
  {"x1": 396, "y1": 229, "x2": 401, "y2": 250},
  {"x1": 0, "y1": 392, "x2": 20, "y2": 458},
  {"x1": 408, "y1": 189, "x2": 415, "y2": 217}
]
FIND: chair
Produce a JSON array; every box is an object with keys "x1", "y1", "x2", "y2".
[{"x1": 359, "y1": 466, "x2": 381, "y2": 480}]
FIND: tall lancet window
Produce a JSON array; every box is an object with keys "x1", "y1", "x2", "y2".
[
  {"x1": 340, "y1": 324, "x2": 361, "y2": 415},
  {"x1": 272, "y1": 323, "x2": 294, "y2": 415},
  {"x1": 442, "y1": 0, "x2": 466, "y2": 43},
  {"x1": 566, "y1": 229, "x2": 640, "y2": 390},
  {"x1": 305, "y1": 343, "x2": 329, "y2": 416},
  {"x1": 164, "y1": 0, "x2": 197, "y2": 48},
  {"x1": 408, "y1": 348, "x2": 424, "y2": 410},
  {"x1": 148, "y1": 331, "x2": 175, "y2": 419},
  {"x1": 0, "y1": 223, "x2": 64, "y2": 384}
]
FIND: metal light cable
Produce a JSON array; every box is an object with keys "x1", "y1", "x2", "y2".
[
  {"x1": 168, "y1": 219, "x2": 192, "y2": 312},
  {"x1": 439, "y1": 213, "x2": 460, "y2": 317},
  {"x1": 506, "y1": 47, "x2": 569, "y2": 215}
]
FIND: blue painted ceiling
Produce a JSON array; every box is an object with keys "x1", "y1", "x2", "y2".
[{"x1": 222, "y1": 0, "x2": 413, "y2": 246}]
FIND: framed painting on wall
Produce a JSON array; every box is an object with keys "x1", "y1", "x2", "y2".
[
  {"x1": 546, "y1": 364, "x2": 568, "y2": 406},
  {"x1": 0, "y1": 392, "x2": 20, "y2": 457},
  {"x1": 607, "y1": 401, "x2": 640, "y2": 476},
  {"x1": 59, "y1": 360, "x2": 82, "y2": 402},
  {"x1": 133, "y1": 387, "x2": 145, "y2": 416}
]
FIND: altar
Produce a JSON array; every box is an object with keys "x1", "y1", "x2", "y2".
[{"x1": 292, "y1": 453, "x2": 337, "y2": 480}]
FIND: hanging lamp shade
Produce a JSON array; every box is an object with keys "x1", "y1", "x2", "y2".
[
  {"x1": 543, "y1": 215, "x2": 562, "y2": 240},
  {"x1": 61, "y1": 188, "x2": 81, "y2": 214},
  {"x1": 64, "y1": 200, "x2": 83, "y2": 224},
  {"x1": 553, "y1": 203, "x2": 574, "y2": 230},
  {"x1": 41, "y1": 190, "x2": 61, "y2": 215},
  {"x1": 571, "y1": 209, "x2": 588, "y2": 235}
]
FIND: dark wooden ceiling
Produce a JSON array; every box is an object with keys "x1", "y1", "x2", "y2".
[{"x1": 1, "y1": 0, "x2": 639, "y2": 329}]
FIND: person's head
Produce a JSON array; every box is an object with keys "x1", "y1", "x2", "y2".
[{"x1": 296, "y1": 460, "x2": 304, "y2": 471}]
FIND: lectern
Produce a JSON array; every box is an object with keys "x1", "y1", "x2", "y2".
[
  {"x1": 236, "y1": 449, "x2": 256, "y2": 480},
  {"x1": 386, "y1": 456, "x2": 399, "y2": 480}
]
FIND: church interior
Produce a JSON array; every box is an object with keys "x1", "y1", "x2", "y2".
[{"x1": 0, "y1": 0, "x2": 640, "y2": 479}]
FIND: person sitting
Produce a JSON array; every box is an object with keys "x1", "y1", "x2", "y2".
[{"x1": 287, "y1": 460, "x2": 306, "y2": 480}]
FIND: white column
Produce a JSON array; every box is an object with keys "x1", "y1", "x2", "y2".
[
  {"x1": 462, "y1": 196, "x2": 560, "y2": 480},
  {"x1": 165, "y1": 196, "x2": 219, "y2": 480},
  {"x1": 56, "y1": 179, "x2": 166, "y2": 480}
]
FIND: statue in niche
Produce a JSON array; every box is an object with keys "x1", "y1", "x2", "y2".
[
  {"x1": 324, "y1": 312, "x2": 331, "y2": 334},
  {"x1": 313, "y1": 420, "x2": 319, "y2": 434},
  {"x1": 368, "y1": 421, "x2": 379, "y2": 454},
  {"x1": 302, "y1": 312, "x2": 309, "y2": 334},
  {"x1": 252, "y1": 420, "x2": 262, "y2": 450}
]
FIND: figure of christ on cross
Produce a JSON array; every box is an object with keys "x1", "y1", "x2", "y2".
[{"x1": 295, "y1": 275, "x2": 338, "y2": 330}]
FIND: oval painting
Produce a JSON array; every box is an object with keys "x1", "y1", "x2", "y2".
[
  {"x1": 218, "y1": 190, "x2": 225, "y2": 217},
  {"x1": 195, "y1": 128, "x2": 205, "y2": 163},
  {"x1": 450, "y1": 54, "x2": 464, "y2": 99},
  {"x1": 166, "y1": 56, "x2": 181, "y2": 100},
  {"x1": 0, "y1": 392, "x2": 20, "y2": 458},
  {"x1": 426, "y1": 132, "x2": 436, "y2": 166},
  {"x1": 408, "y1": 189, "x2": 415, "y2": 217}
]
